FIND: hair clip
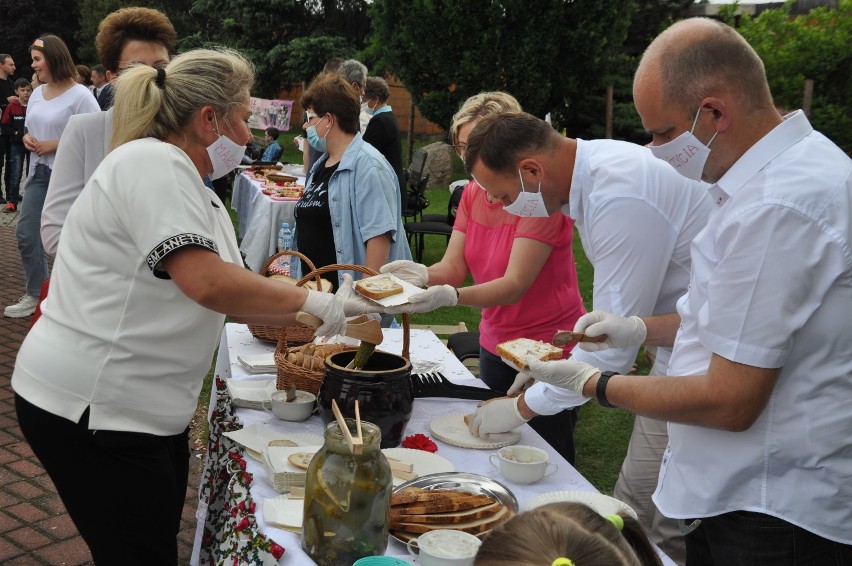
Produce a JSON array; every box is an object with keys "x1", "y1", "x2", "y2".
[
  {"x1": 552, "y1": 559, "x2": 575, "y2": 566},
  {"x1": 32, "y1": 39, "x2": 45, "y2": 48},
  {"x1": 606, "y1": 514, "x2": 624, "y2": 531}
]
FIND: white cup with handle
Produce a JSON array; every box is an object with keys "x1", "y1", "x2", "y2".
[
  {"x1": 406, "y1": 529, "x2": 482, "y2": 566},
  {"x1": 489, "y1": 445, "x2": 558, "y2": 484}
]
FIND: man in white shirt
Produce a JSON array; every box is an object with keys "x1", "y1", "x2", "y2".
[{"x1": 468, "y1": 18, "x2": 852, "y2": 564}]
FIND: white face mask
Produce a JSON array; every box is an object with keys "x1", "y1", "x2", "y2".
[
  {"x1": 504, "y1": 169, "x2": 550, "y2": 217},
  {"x1": 206, "y1": 114, "x2": 245, "y2": 180},
  {"x1": 648, "y1": 108, "x2": 718, "y2": 181},
  {"x1": 361, "y1": 100, "x2": 376, "y2": 116}
]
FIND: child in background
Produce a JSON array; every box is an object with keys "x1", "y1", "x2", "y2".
[
  {"x1": 261, "y1": 126, "x2": 283, "y2": 162},
  {"x1": 1, "y1": 79, "x2": 33, "y2": 212},
  {"x1": 474, "y1": 502, "x2": 663, "y2": 566}
]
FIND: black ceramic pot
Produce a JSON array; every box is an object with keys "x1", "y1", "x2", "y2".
[{"x1": 318, "y1": 350, "x2": 413, "y2": 448}]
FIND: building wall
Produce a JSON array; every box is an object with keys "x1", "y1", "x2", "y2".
[{"x1": 276, "y1": 75, "x2": 445, "y2": 137}]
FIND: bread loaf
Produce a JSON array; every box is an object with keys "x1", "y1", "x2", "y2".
[
  {"x1": 495, "y1": 338, "x2": 563, "y2": 371},
  {"x1": 355, "y1": 275, "x2": 404, "y2": 300}
]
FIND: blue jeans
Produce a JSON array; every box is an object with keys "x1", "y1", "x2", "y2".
[
  {"x1": 16, "y1": 164, "x2": 50, "y2": 297},
  {"x1": 686, "y1": 511, "x2": 852, "y2": 566},
  {"x1": 6, "y1": 143, "x2": 25, "y2": 204},
  {"x1": 479, "y1": 347, "x2": 578, "y2": 465}
]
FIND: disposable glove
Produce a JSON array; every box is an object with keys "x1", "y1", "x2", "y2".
[
  {"x1": 526, "y1": 355, "x2": 600, "y2": 396},
  {"x1": 335, "y1": 273, "x2": 382, "y2": 316},
  {"x1": 507, "y1": 372, "x2": 534, "y2": 396},
  {"x1": 573, "y1": 310, "x2": 647, "y2": 352},
  {"x1": 300, "y1": 290, "x2": 346, "y2": 338},
  {"x1": 467, "y1": 396, "x2": 529, "y2": 438},
  {"x1": 379, "y1": 260, "x2": 429, "y2": 286},
  {"x1": 384, "y1": 285, "x2": 457, "y2": 314}
]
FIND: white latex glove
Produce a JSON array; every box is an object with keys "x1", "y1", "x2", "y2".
[
  {"x1": 507, "y1": 372, "x2": 534, "y2": 396},
  {"x1": 336, "y1": 274, "x2": 382, "y2": 316},
  {"x1": 379, "y1": 260, "x2": 429, "y2": 286},
  {"x1": 300, "y1": 290, "x2": 346, "y2": 338},
  {"x1": 383, "y1": 285, "x2": 457, "y2": 314},
  {"x1": 467, "y1": 396, "x2": 529, "y2": 438},
  {"x1": 526, "y1": 355, "x2": 600, "y2": 396},
  {"x1": 573, "y1": 310, "x2": 647, "y2": 352}
]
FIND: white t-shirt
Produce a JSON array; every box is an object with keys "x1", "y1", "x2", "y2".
[
  {"x1": 12, "y1": 138, "x2": 243, "y2": 436},
  {"x1": 24, "y1": 83, "x2": 100, "y2": 175},
  {"x1": 524, "y1": 139, "x2": 711, "y2": 416},
  {"x1": 656, "y1": 111, "x2": 852, "y2": 544}
]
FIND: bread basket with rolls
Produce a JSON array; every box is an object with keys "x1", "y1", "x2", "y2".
[
  {"x1": 274, "y1": 264, "x2": 411, "y2": 395},
  {"x1": 247, "y1": 250, "x2": 332, "y2": 345}
]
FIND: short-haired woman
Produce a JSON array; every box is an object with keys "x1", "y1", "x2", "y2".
[
  {"x1": 296, "y1": 72, "x2": 411, "y2": 292},
  {"x1": 4, "y1": 35, "x2": 100, "y2": 318},
  {"x1": 12, "y1": 48, "x2": 347, "y2": 564}
]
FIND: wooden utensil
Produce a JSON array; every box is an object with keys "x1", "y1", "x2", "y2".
[
  {"x1": 552, "y1": 330, "x2": 608, "y2": 347},
  {"x1": 331, "y1": 399, "x2": 363, "y2": 454},
  {"x1": 296, "y1": 312, "x2": 383, "y2": 345}
]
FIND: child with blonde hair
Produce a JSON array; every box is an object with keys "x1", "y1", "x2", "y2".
[{"x1": 474, "y1": 502, "x2": 663, "y2": 566}]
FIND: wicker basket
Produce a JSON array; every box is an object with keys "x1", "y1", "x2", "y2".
[
  {"x1": 274, "y1": 264, "x2": 411, "y2": 394},
  {"x1": 247, "y1": 250, "x2": 329, "y2": 345}
]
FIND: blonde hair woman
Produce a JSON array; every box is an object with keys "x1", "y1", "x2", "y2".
[
  {"x1": 380, "y1": 92, "x2": 586, "y2": 463},
  {"x1": 12, "y1": 48, "x2": 347, "y2": 565}
]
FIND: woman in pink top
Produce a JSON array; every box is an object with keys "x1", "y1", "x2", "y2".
[{"x1": 380, "y1": 92, "x2": 585, "y2": 462}]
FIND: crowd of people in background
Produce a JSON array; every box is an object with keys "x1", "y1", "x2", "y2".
[{"x1": 0, "y1": 6, "x2": 850, "y2": 566}]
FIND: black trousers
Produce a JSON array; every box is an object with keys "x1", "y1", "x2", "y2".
[
  {"x1": 16, "y1": 394, "x2": 190, "y2": 565},
  {"x1": 479, "y1": 348, "x2": 579, "y2": 465}
]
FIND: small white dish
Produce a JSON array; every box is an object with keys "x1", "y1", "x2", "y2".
[
  {"x1": 429, "y1": 412, "x2": 520, "y2": 450},
  {"x1": 524, "y1": 490, "x2": 637, "y2": 518},
  {"x1": 264, "y1": 390, "x2": 315, "y2": 422},
  {"x1": 382, "y1": 447, "x2": 455, "y2": 487}
]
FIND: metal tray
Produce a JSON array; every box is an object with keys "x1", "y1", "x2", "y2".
[{"x1": 390, "y1": 472, "x2": 519, "y2": 544}]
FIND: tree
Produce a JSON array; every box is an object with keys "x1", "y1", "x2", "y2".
[
  {"x1": 0, "y1": 0, "x2": 81, "y2": 80},
  {"x1": 369, "y1": 0, "x2": 637, "y2": 135},
  {"x1": 184, "y1": 0, "x2": 371, "y2": 97},
  {"x1": 724, "y1": 0, "x2": 852, "y2": 153}
]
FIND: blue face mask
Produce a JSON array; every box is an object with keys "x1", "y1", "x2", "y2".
[{"x1": 306, "y1": 114, "x2": 331, "y2": 153}]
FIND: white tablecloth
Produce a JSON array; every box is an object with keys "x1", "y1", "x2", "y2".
[
  {"x1": 192, "y1": 324, "x2": 676, "y2": 565},
  {"x1": 232, "y1": 171, "x2": 305, "y2": 272}
]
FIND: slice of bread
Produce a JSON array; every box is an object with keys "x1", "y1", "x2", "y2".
[
  {"x1": 496, "y1": 338, "x2": 563, "y2": 372},
  {"x1": 355, "y1": 275, "x2": 404, "y2": 300},
  {"x1": 394, "y1": 506, "x2": 512, "y2": 535},
  {"x1": 394, "y1": 501, "x2": 503, "y2": 524}
]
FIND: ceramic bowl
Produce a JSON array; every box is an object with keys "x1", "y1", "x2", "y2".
[{"x1": 266, "y1": 390, "x2": 315, "y2": 421}]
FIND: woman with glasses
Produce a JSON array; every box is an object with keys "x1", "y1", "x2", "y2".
[
  {"x1": 295, "y1": 72, "x2": 411, "y2": 292},
  {"x1": 380, "y1": 92, "x2": 586, "y2": 463}
]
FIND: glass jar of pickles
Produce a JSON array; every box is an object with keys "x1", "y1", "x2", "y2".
[{"x1": 302, "y1": 419, "x2": 392, "y2": 565}]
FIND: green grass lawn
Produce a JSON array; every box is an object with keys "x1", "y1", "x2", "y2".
[{"x1": 212, "y1": 132, "x2": 636, "y2": 495}]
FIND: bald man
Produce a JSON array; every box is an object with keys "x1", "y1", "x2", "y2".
[{"x1": 468, "y1": 18, "x2": 852, "y2": 565}]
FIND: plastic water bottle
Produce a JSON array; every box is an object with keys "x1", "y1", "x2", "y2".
[{"x1": 277, "y1": 222, "x2": 293, "y2": 275}]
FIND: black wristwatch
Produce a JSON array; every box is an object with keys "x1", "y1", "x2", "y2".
[{"x1": 596, "y1": 371, "x2": 618, "y2": 408}]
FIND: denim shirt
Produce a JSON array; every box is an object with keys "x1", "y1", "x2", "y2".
[{"x1": 296, "y1": 133, "x2": 412, "y2": 285}]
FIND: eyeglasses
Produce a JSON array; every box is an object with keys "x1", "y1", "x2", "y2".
[{"x1": 304, "y1": 111, "x2": 324, "y2": 126}]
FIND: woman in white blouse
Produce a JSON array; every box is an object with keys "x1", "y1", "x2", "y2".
[{"x1": 11, "y1": 48, "x2": 347, "y2": 565}]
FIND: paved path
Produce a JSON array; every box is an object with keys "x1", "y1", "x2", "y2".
[{"x1": 0, "y1": 213, "x2": 202, "y2": 564}]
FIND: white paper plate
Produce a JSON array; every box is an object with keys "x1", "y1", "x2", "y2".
[
  {"x1": 429, "y1": 412, "x2": 520, "y2": 450},
  {"x1": 355, "y1": 274, "x2": 424, "y2": 307},
  {"x1": 382, "y1": 448, "x2": 455, "y2": 487},
  {"x1": 223, "y1": 424, "x2": 322, "y2": 460},
  {"x1": 524, "y1": 490, "x2": 637, "y2": 518},
  {"x1": 226, "y1": 378, "x2": 277, "y2": 409}
]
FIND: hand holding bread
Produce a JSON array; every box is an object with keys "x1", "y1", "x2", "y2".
[
  {"x1": 525, "y1": 356, "x2": 601, "y2": 396},
  {"x1": 466, "y1": 396, "x2": 529, "y2": 438},
  {"x1": 300, "y1": 290, "x2": 347, "y2": 338},
  {"x1": 573, "y1": 310, "x2": 647, "y2": 351},
  {"x1": 383, "y1": 285, "x2": 458, "y2": 314},
  {"x1": 379, "y1": 260, "x2": 429, "y2": 286},
  {"x1": 336, "y1": 274, "x2": 382, "y2": 316}
]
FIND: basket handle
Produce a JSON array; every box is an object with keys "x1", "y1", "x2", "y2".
[
  {"x1": 295, "y1": 263, "x2": 410, "y2": 361},
  {"x1": 259, "y1": 250, "x2": 326, "y2": 293}
]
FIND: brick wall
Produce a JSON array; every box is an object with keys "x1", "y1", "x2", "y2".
[{"x1": 276, "y1": 75, "x2": 445, "y2": 137}]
